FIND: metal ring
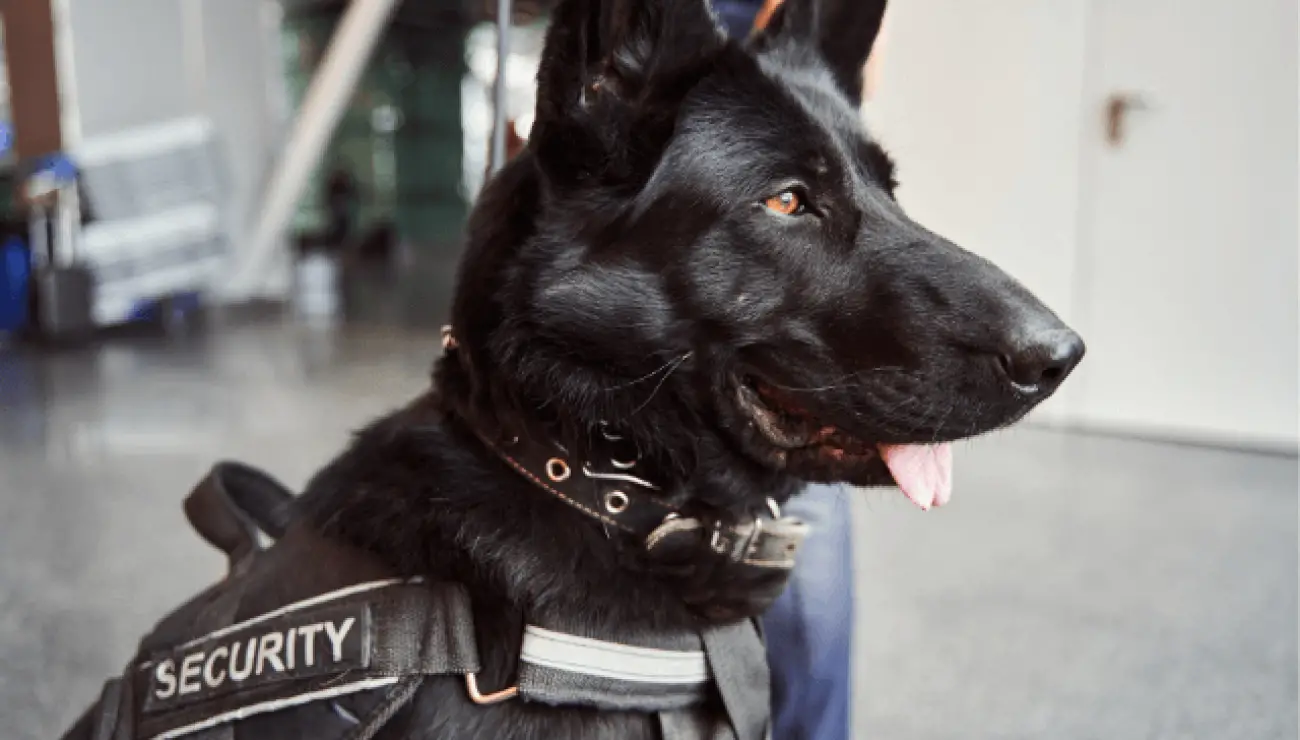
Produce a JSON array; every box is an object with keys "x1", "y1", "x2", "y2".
[
  {"x1": 604, "y1": 490, "x2": 630, "y2": 514},
  {"x1": 546, "y1": 458, "x2": 571, "y2": 482},
  {"x1": 465, "y1": 673, "x2": 519, "y2": 705}
]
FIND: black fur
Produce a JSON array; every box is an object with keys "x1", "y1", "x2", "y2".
[{"x1": 64, "y1": 0, "x2": 1083, "y2": 737}]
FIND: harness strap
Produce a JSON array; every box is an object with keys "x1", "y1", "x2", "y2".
[
  {"x1": 134, "y1": 581, "x2": 479, "y2": 740},
  {"x1": 659, "y1": 709, "x2": 741, "y2": 740},
  {"x1": 367, "y1": 583, "x2": 482, "y2": 675},
  {"x1": 182, "y1": 462, "x2": 293, "y2": 569},
  {"x1": 518, "y1": 625, "x2": 711, "y2": 711},
  {"x1": 702, "y1": 621, "x2": 772, "y2": 740},
  {"x1": 91, "y1": 674, "x2": 131, "y2": 740},
  {"x1": 341, "y1": 676, "x2": 425, "y2": 740}
]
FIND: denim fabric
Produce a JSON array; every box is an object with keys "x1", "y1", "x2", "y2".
[
  {"x1": 713, "y1": 0, "x2": 766, "y2": 37},
  {"x1": 703, "y1": 8, "x2": 857, "y2": 739},
  {"x1": 763, "y1": 484, "x2": 855, "y2": 740}
]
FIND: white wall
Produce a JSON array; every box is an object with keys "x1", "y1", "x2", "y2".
[
  {"x1": 64, "y1": 0, "x2": 192, "y2": 140},
  {"x1": 62, "y1": 0, "x2": 290, "y2": 299},
  {"x1": 864, "y1": 0, "x2": 1090, "y2": 335},
  {"x1": 195, "y1": 0, "x2": 293, "y2": 298},
  {"x1": 1070, "y1": 0, "x2": 1298, "y2": 450},
  {"x1": 863, "y1": 0, "x2": 1298, "y2": 450}
]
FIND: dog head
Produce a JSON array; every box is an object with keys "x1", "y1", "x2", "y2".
[{"x1": 440, "y1": 0, "x2": 1083, "y2": 512}]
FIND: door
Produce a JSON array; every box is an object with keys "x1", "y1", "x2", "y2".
[{"x1": 1072, "y1": 0, "x2": 1298, "y2": 448}]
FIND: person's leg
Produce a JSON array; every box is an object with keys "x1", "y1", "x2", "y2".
[
  {"x1": 712, "y1": 0, "x2": 766, "y2": 38},
  {"x1": 711, "y1": 4, "x2": 860, "y2": 737},
  {"x1": 764, "y1": 483, "x2": 855, "y2": 740}
]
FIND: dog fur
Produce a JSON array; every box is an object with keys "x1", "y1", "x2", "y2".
[{"x1": 64, "y1": 0, "x2": 1082, "y2": 737}]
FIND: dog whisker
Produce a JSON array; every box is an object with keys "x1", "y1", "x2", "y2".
[
  {"x1": 628, "y1": 353, "x2": 691, "y2": 416},
  {"x1": 604, "y1": 352, "x2": 693, "y2": 392},
  {"x1": 864, "y1": 387, "x2": 923, "y2": 425},
  {"x1": 930, "y1": 401, "x2": 958, "y2": 443},
  {"x1": 761, "y1": 366, "x2": 911, "y2": 394},
  {"x1": 898, "y1": 396, "x2": 941, "y2": 439},
  {"x1": 965, "y1": 402, "x2": 985, "y2": 437}
]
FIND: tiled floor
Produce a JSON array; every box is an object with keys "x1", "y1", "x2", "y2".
[{"x1": 1, "y1": 315, "x2": 1295, "y2": 739}]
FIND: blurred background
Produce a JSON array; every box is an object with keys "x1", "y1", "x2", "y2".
[{"x1": 0, "y1": 0, "x2": 1294, "y2": 738}]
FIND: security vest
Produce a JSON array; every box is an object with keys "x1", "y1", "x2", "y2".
[{"x1": 74, "y1": 462, "x2": 774, "y2": 740}]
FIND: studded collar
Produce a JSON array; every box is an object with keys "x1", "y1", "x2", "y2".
[{"x1": 444, "y1": 325, "x2": 810, "y2": 570}]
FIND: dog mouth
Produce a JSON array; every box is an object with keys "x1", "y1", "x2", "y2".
[{"x1": 734, "y1": 374, "x2": 953, "y2": 510}]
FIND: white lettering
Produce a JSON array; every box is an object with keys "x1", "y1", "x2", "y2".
[
  {"x1": 229, "y1": 637, "x2": 256, "y2": 681},
  {"x1": 154, "y1": 659, "x2": 177, "y2": 700},
  {"x1": 179, "y1": 653, "x2": 204, "y2": 695},
  {"x1": 324, "y1": 618, "x2": 355, "y2": 662},
  {"x1": 285, "y1": 627, "x2": 297, "y2": 669},
  {"x1": 298, "y1": 623, "x2": 324, "y2": 667},
  {"x1": 203, "y1": 646, "x2": 228, "y2": 688},
  {"x1": 255, "y1": 632, "x2": 286, "y2": 676}
]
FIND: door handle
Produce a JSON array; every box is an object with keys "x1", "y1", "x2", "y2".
[{"x1": 1105, "y1": 92, "x2": 1153, "y2": 147}]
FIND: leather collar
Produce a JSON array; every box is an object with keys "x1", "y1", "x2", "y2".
[
  {"x1": 474, "y1": 425, "x2": 809, "y2": 571},
  {"x1": 445, "y1": 325, "x2": 810, "y2": 570},
  {"x1": 480, "y1": 425, "x2": 677, "y2": 538}
]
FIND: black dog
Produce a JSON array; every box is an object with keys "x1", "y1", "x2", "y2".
[{"x1": 63, "y1": 0, "x2": 1082, "y2": 737}]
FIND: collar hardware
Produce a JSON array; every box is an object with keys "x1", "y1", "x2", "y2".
[
  {"x1": 545, "y1": 458, "x2": 571, "y2": 482},
  {"x1": 465, "y1": 672, "x2": 519, "y2": 705}
]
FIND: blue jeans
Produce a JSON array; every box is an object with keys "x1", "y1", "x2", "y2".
[
  {"x1": 709, "y1": 6, "x2": 856, "y2": 736},
  {"x1": 763, "y1": 484, "x2": 855, "y2": 740}
]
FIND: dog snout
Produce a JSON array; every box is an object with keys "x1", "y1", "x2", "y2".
[
  {"x1": 925, "y1": 242, "x2": 1086, "y2": 398},
  {"x1": 993, "y1": 325, "x2": 1085, "y2": 395}
]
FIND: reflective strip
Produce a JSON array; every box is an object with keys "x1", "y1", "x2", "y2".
[
  {"x1": 520, "y1": 625, "x2": 709, "y2": 685},
  {"x1": 148, "y1": 675, "x2": 400, "y2": 740},
  {"x1": 175, "y1": 578, "x2": 415, "y2": 650}
]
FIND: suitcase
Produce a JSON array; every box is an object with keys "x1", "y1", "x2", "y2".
[
  {"x1": 30, "y1": 191, "x2": 95, "y2": 341},
  {"x1": 0, "y1": 236, "x2": 30, "y2": 334}
]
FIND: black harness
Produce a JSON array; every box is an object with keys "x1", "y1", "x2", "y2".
[{"x1": 81, "y1": 433, "x2": 808, "y2": 740}]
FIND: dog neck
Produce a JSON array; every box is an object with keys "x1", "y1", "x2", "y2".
[{"x1": 296, "y1": 393, "x2": 705, "y2": 633}]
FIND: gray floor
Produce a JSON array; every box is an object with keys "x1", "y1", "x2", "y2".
[{"x1": 0, "y1": 316, "x2": 1295, "y2": 739}]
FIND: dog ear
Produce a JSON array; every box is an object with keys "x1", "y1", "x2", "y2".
[
  {"x1": 752, "y1": 0, "x2": 887, "y2": 106},
  {"x1": 531, "y1": 0, "x2": 724, "y2": 189}
]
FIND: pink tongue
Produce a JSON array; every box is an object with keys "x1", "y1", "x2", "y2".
[{"x1": 878, "y1": 443, "x2": 953, "y2": 511}]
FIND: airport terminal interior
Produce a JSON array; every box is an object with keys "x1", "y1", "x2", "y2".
[{"x1": 0, "y1": 0, "x2": 1295, "y2": 738}]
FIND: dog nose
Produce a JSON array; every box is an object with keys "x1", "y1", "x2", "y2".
[{"x1": 996, "y1": 329, "x2": 1085, "y2": 394}]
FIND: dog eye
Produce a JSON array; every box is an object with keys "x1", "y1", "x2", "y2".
[{"x1": 763, "y1": 190, "x2": 805, "y2": 216}]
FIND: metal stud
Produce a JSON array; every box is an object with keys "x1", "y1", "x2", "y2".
[
  {"x1": 609, "y1": 456, "x2": 638, "y2": 470},
  {"x1": 581, "y1": 463, "x2": 659, "y2": 490},
  {"x1": 604, "y1": 490, "x2": 630, "y2": 514},
  {"x1": 546, "y1": 458, "x2": 571, "y2": 482}
]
